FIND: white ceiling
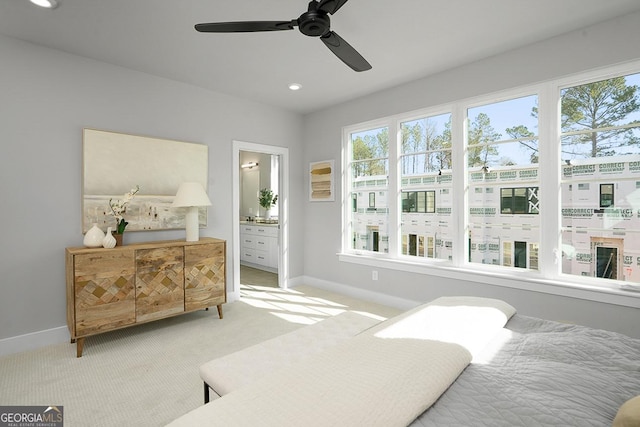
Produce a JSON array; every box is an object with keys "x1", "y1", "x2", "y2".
[{"x1": 3, "y1": 0, "x2": 640, "y2": 114}]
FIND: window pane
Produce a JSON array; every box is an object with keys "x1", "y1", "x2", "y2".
[
  {"x1": 349, "y1": 127, "x2": 389, "y2": 253},
  {"x1": 560, "y1": 72, "x2": 640, "y2": 283},
  {"x1": 400, "y1": 113, "x2": 452, "y2": 261},
  {"x1": 468, "y1": 95, "x2": 539, "y2": 167},
  {"x1": 468, "y1": 95, "x2": 540, "y2": 270},
  {"x1": 426, "y1": 191, "x2": 435, "y2": 213}
]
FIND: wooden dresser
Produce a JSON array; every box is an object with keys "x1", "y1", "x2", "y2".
[{"x1": 65, "y1": 237, "x2": 226, "y2": 357}]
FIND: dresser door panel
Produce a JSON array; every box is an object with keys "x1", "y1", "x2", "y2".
[
  {"x1": 74, "y1": 250, "x2": 136, "y2": 336},
  {"x1": 135, "y1": 247, "x2": 185, "y2": 322},
  {"x1": 185, "y1": 242, "x2": 226, "y2": 311}
]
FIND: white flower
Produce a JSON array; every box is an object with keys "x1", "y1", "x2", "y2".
[{"x1": 108, "y1": 185, "x2": 140, "y2": 232}]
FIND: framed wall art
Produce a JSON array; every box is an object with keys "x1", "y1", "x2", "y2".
[
  {"x1": 309, "y1": 159, "x2": 334, "y2": 202},
  {"x1": 82, "y1": 128, "x2": 208, "y2": 233}
]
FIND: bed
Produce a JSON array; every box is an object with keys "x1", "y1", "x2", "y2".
[
  {"x1": 410, "y1": 314, "x2": 640, "y2": 426},
  {"x1": 168, "y1": 297, "x2": 640, "y2": 427}
]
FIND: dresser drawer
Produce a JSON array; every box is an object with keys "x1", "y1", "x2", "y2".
[
  {"x1": 241, "y1": 235, "x2": 256, "y2": 249},
  {"x1": 241, "y1": 248, "x2": 256, "y2": 262},
  {"x1": 254, "y1": 226, "x2": 278, "y2": 237}
]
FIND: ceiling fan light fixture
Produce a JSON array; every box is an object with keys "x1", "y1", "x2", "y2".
[
  {"x1": 29, "y1": 0, "x2": 59, "y2": 9},
  {"x1": 288, "y1": 83, "x2": 302, "y2": 91}
]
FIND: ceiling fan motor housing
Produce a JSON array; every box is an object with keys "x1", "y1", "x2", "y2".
[{"x1": 298, "y1": 10, "x2": 330, "y2": 37}]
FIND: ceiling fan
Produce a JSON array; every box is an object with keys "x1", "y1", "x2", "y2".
[{"x1": 195, "y1": 0, "x2": 372, "y2": 72}]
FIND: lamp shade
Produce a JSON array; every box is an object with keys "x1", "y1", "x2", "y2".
[{"x1": 171, "y1": 182, "x2": 211, "y2": 208}]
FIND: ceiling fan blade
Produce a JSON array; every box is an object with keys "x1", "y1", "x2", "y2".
[
  {"x1": 195, "y1": 21, "x2": 296, "y2": 33},
  {"x1": 317, "y1": 0, "x2": 350, "y2": 15},
  {"x1": 320, "y1": 31, "x2": 371, "y2": 72}
]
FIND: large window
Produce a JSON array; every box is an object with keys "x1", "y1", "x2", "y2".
[
  {"x1": 560, "y1": 71, "x2": 640, "y2": 283},
  {"x1": 343, "y1": 65, "x2": 640, "y2": 294},
  {"x1": 467, "y1": 95, "x2": 540, "y2": 270},
  {"x1": 400, "y1": 113, "x2": 452, "y2": 260},
  {"x1": 348, "y1": 126, "x2": 389, "y2": 253}
]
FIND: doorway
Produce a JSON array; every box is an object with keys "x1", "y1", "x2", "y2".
[
  {"x1": 239, "y1": 150, "x2": 279, "y2": 288},
  {"x1": 231, "y1": 141, "x2": 289, "y2": 301},
  {"x1": 591, "y1": 237, "x2": 623, "y2": 280}
]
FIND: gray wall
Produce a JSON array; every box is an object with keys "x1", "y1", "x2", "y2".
[
  {"x1": 0, "y1": 34, "x2": 304, "y2": 342},
  {"x1": 302, "y1": 12, "x2": 640, "y2": 337},
  {"x1": 3, "y1": 11, "x2": 640, "y2": 349}
]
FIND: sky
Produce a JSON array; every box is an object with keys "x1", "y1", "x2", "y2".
[{"x1": 351, "y1": 72, "x2": 640, "y2": 169}]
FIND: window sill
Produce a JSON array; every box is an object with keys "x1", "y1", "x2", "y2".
[{"x1": 337, "y1": 252, "x2": 640, "y2": 309}]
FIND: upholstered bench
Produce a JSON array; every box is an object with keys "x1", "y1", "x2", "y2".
[{"x1": 199, "y1": 311, "x2": 382, "y2": 402}]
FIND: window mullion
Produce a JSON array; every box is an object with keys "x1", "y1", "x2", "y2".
[
  {"x1": 388, "y1": 120, "x2": 400, "y2": 257},
  {"x1": 451, "y1": 104, "x2": 467, "y2": 268},
  {"x1": 538, "y1": 82, "x2": 561, "y2": 279}
]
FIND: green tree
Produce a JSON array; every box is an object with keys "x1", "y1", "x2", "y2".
[
  {"x1": 401, "y1": 117, "x2": 452, "y2": 174},
  {"x1": 352, "y1": 128, "x2": 388, "y2": 177},
  {"x1": 506, "y1": 125, "x2": 538, "y2": 164},
  {"x1": 561, "y1": 76, "x2": 640, "y2": 158},
  {"x1": 468, "y1": 113, "x2": 500, "y2": 167},
  {"x1": 435, "y1": 117, "x2": 452, "y2": 170}
]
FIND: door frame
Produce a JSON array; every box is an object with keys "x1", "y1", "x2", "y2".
[{"x1": 231, "y1": 140, "x2": 289, "y2": 301}]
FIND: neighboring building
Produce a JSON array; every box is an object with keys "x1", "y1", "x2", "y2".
[{"x1": 351, "y1": 155, "x2": 640, "y2": 283}]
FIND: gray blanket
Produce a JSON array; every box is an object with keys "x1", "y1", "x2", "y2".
[{"x1": 410, "y1": 315, "x2": 640, "y2": 426}]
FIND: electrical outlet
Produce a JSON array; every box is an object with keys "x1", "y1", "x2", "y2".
[{"x1": 372, "y1": 270, "x2": 378, "y2": 280}]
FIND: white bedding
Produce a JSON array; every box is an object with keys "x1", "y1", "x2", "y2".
[
  {"x1": 169, "y1": 296, "x2": 516, "y2": 426},
  {"x1": 200, "y1": 311, "x2": 381, "y2": 397},
  {"x1": 169, "y1": 334, "x2": 471, "y2": 427},
  {"x1": 369, "y1": 296, "x2": 516, "y2": 359}
]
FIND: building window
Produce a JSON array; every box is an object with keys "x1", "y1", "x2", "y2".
[
  {"x1": 500, "y1": 187, "x2": 540, "y2": 214},
  {"x1": 368, "y1": 192, "x2": 376, "y2": 208},
  {"x1": 402, "y1": 190, "x2": 436, "y2": 213},
  {"x1": 600, "y1": 184, "x2": 614, "y2": 208}
]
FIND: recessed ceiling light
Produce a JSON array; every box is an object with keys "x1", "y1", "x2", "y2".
[
  {"x1": 288, "y1": 83, "x2": 302, "y2": 91},
  {"x1": 29, "y1": 0, "x2": 59, "y2": 9}
]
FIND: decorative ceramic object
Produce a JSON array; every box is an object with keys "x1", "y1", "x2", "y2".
[
  {"x1": 102, "y1": 227, "x2": 116, "y2": 249},
  {"x1": 83, "y1": 223, "x2": 105, "y2": 248}
]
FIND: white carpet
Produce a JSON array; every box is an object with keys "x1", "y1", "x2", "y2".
[{"x1": 0, "y1": 285, "x2": 401, "y2": 426}]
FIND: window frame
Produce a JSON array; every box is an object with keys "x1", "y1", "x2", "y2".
[{"x1": 340, "y1": 61, "x2": 640, "y2": 309}]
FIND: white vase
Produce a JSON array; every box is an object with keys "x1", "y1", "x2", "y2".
[
  {"x1": 264, "y1": 209, "x2": 271, "y2": 220},
  {"x1": 83, "y1": 223, "x2": 105, "y2": 248},
  {"x1": 102, "y1": 227, "x2": 116, "y2": 249}
]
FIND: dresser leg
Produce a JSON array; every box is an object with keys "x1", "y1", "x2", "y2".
[
  {"x1": 76, "y1": 337, "x2": 85, "y2": 358},
  {"x1": 216, "y1": 305, "x2": 223, "y2": 319}
]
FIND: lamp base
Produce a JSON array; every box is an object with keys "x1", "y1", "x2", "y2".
[{"x1": 184, "y1": 206, "x2": 200, "y2": 242}]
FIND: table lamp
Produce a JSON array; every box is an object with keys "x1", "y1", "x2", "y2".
[{"x1": 171, "y1": 182, "x2": 212, "y2": 241}]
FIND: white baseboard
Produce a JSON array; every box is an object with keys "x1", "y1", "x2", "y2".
[
  {"x1": 292, "y1": 275, "x2": 420, "y2": 311},
  {"x1": 0, "y1": 326, "x2": 69, "y2": 357},
  {"x1": 0, "y1": 278, "x2": 413, "y2": 357}
]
